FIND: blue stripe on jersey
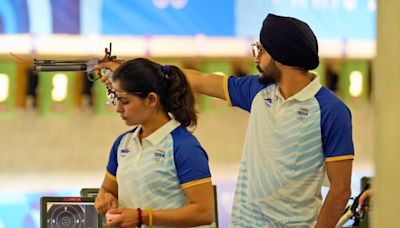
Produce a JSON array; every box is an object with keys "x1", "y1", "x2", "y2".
[
  {"x1": 315, "y1": 88, "x2": 355, "y2": 157},
  {"x1": 171, "y1": 127, "x2": 211, "y2": 185},
  {"x1": 227, "y1": 75, "x2": 270, "y2": 112},
  {"x1": 106, "y1": 128, "x2": 136, "y2": 176}
]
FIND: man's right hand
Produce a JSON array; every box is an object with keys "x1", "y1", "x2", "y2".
[
  {"x1": 358, "y1": 188, "x2": 373, "y2": 214},
  {"x1": 95, "y1": 192, "x2": 118, "y2": 215},
  {"x1": 96, "y1": 60, "x2": 121, "y2": 72},
  {"x1": 95, "y1": 61, "x2": 122, "y2": 85}
]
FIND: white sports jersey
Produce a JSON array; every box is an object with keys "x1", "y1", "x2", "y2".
[
  {"x1": 106, "y1": 120, "x2": 211, "y2": 227},
  {"x1": 224, "y1": 75, "x2": 354, "y2": 227}
]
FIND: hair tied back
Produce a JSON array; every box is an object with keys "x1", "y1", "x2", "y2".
[{"x1": 161, "y1": 65, "x2": 170, "y2": 79}]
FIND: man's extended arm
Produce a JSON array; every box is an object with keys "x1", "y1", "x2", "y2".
[
  {"x1": 95, "y1": 62, "x2": 227, "y2": 99},
  {"x1": 181, "y1": 69, "x2": 226, "y2": 99}
]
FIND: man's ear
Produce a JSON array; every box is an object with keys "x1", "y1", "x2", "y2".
[{"x1": 146, "y1": 92, "x2": 159, "y2": 107}]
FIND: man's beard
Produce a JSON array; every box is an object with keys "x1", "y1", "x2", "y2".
[{"x1": 258, "y1": 60, "x2": 282, "y2": 85}]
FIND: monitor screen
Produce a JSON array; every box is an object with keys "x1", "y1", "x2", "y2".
[{"x1": 40, "y1": 197, "x2": 101, "y2": 228}]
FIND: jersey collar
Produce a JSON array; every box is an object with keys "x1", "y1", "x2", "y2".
[
  {"x1": 275, "y1": 75, "x2": 322, "y2": 102},
  {"x1": 143, "y1": 119, "x2": 181, "y2": 146}
]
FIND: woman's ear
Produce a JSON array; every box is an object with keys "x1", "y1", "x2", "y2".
[{"x1": 146, "y1": 92, "x2": 159, "y2": 108}]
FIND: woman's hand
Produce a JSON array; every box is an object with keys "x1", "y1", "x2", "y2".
[
  {"x1": 95, "y1": 192, "x2": 118, "y2": 215},
  {"x1": 106, "y1": 208, "x2": 138, "y2": 228}
]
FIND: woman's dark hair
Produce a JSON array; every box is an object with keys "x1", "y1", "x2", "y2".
[{"x1": 112, "y1": 58, "x2": 197, "y2": 127}]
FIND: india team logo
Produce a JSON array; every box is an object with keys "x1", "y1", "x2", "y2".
[
  {"x1": 297, "y1": 108, "x2": 309, "y2": 120},
  {"x1": 154, "y1": 148, "x2": 167, "y2": 162},
  {"x1": 154, "y1": 151, "x2": 166, "y2": 162}
]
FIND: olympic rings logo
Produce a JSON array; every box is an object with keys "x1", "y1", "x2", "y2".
[{"x1": 152, "y1": 0, "x2": 188, "y2": 9}]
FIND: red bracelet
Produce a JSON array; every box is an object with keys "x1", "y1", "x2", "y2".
[{"x1": 137, "y1": 208, "x2": 142, "y2": 227}]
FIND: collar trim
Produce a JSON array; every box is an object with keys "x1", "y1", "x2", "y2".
[
  {"x1": 275, "y1": 76, "x2": 322, "y2": 102},
  {"x1": 144, "y1": 119, "x2": 181, "y2": 146}
]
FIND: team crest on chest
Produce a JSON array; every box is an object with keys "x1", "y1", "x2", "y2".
[
  {"x1": 297, "y1": 108, "x2": 309, "y2": 120},
  {"x1": 154, "y1": 148, "x2": 167, "y2": 162}
]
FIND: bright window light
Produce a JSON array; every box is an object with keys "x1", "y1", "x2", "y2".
[
  {"x1": 213, "y1": 72, "x2": 226, "y2": 76},
  {"x1": 349, "y1": 71, "x2": 363, "y2": 97},
  {"x1": 0, "y1": 74, "x2": 9, "y2": 102},
  {"x1": 51, "y1": 74, "x2": 68, "y2": 102}
]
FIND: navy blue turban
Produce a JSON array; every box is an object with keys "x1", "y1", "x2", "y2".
[{"x1": 260, "y1": 14, "x2": 319, "y2": 70}]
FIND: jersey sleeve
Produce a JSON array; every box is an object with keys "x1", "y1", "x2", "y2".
[
  {"x1": 224, "y1": 75, "x2": 268, "y2": 112},
  {"x1": 106, "y1": 134, "x2": 125, "y2": 178},
  {"x1": 173, "y1": 136, "x2": 211, "y2": 188},
  {"x1": 320, "y1": 99, "x2": 355, "y2": 162}
]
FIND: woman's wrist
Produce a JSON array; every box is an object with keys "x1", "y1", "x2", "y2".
[
  {"x1": 141, "y1": 208, "x2": 153, "y2": 228},
  {"x1": 136, "y1": 208, "x2": 142, "y2": 227}
]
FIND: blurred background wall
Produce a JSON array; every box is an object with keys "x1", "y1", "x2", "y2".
[
  {"x1": 373, "y1": 1, "x2": 400, "y2": 227},
  {"x1": 0, "y1": 0, "x2": 377, "y2": 227}
]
